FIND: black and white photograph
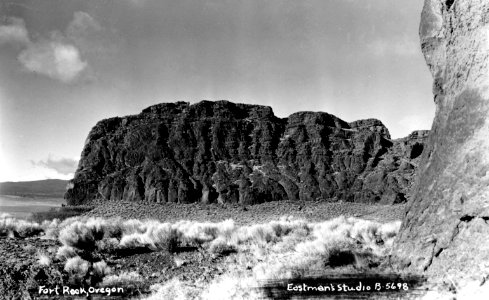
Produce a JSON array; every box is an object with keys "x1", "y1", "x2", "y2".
[{"x1": 0, "y1": 0, "x2": 486, "y2": 299}]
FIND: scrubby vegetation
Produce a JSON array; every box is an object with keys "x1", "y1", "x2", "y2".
[
  {"x1": 0, "y1": 213, "x2": 42, "y2": 237},
  {"x1": 0, "y1": 212, "x2": 410, "y2": 299},
  {"x1": 147, "y1": 216, "x2": 403, "y2": 299},
  {"x1": 29, "y1": 205, "x2": 94, "y2": 223}
]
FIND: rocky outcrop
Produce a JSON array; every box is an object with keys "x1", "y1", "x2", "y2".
[
  {"x1": 66, "y1": 100, "x2": 427, "y2": 207},
  {"x1": 394, "y1": 0, "x2": 489, "y2": 281}
]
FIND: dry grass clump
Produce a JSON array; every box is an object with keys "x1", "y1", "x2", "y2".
[
  {"x1": 119, "y1": 221, "x2": 178, "y2": 252},
  {"x1": 42, "y1": 217, "x2": 80, "y2": 240},
  {"x1": 173, "y1": 219, "x2": 236, "y2": 245},
  {"x1": 96, "y1": 237, "x2": 120, "y2": 252},
  {"x1": 0, "y1": 214, "x2": 43, "y2": 238},
  {"x1": 100, "y1": 271, "x2": 144, "y2": 287},
  {"x1": 208, "y1": 236, "x2": 237, "y2": 256},
  {"x1": 298, "y1": 216, "x2": 401, "y2": 259},
  {"x1": 64, "y1": 256, "x2": 90, "y2": 275},
  {"x1": 56, "y1": 245, "x2": 78, "y2": 261},
  {"x1": 92, "y1": 260, "x2": 112, "y2": 278},
  {"x1": 233, "y1": 217, "x2": 310, "y2": 247},
  {"x1": 59, "y1": 220, "x2": 104, "y2": 251},
  {"x1": 14, "y1": 220, "x2": 43, "y2": 237},
  {"x1": 120, "y1": 219, "x2": 147, "y2": 235},
  {"x1": 63, "y1": 255, "x2": 112, "y2": 285},
  {"x1": 145, "y1": 278, "x2": 201, "y2": 300},
  {"x1": 37, "y1": 252, "x2": 51, "y2": 266},
  {"x1": 64, "y1": 256, "x2": 90, "y2": 284}
]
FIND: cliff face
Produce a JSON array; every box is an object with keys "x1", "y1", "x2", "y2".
[
  {"x1": 394, "y1": 0, "x2": 489, "y2": 280},
  {"x1": 66, "y1": 100, "x2": 427, "y2": 206}
]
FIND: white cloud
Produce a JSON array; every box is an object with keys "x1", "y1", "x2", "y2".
[
  {"x1": 66, "y1": 11, "x2": 114, "y2": 56},
  {"x1": 0, "y1": 17, "x2": 30, "y2": 45},
  {"x1": 3, "y1": 12, "x2": 118, "y2": 83},
  {"x1": 31, "y1": 155, "x2": 78, "y2": 176},
  {"x1": 18, "y1": 40, "x2": 87, "y2": 83},
  {"x1": 5, "y1": 12, "x2": 103, "y2": 83},
  {"x1": 367, "y1": 35, "x2": 420, "y2": 57},
  {"x1": 67, "y1": 11, "x2": 102, "y2": 35}
]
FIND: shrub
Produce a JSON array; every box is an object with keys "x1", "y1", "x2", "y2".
[
  {"x1": 37, "y1": 252, "x2": 51, "y2": 266},
  {"x1": 326, "y1": 247, "x2": 356, "y2": 268},
  {"x1": 30, "y1": 206, "x2": 93, "y2": 223},
  {"x1": 146, "y1": 278, "x2": 200, "y2": 300},
  {"x1": 59, "y1": 219, "x2": 106, "y2": 250},
  {"x1": 56, "y1": 245, "x2": 78, "y2": 261},
  {"x1": 96, "y1": 237, "x2": 120, "y2": 252},
  {"x1": 230, "y1": 218, "x2": 310, "y2": 248},
  {"x1": 232, "y1": 223, "x2": 278, "y2": 248},
  {"x1": 121, "y1": 219, "x2": 147, "y2": 235},
  {"x1": 208, "y1": 236, "x2": 237, "y2": 256},
  {"x1": 118, "y1": 223, "x2": 179, "y2": 252},
  {"x1": 173, "y1": 219, "x2": 235, "y2": 245},
  {"x1": 0, "y1": 215, "x2": 43, "y2": 238},
  {"x1": 43, "y1": 217, "x2": 82, "y2": 240},
  {"x1": 164, "y1": 227, "x2": 179, "y2": 253},
  {"x1": 15, "y1": 220, "x2": 43, "y2": 237},
  {"x1": 64, "y1": 256, "x2": 90, "y2": 277},
  {"x1": 119, "y1": 232, "x2": 153, "y2": 249},
  {"x1": 41, "y1": 219, "x2": 60, "y2": 239},
  {"x1": 92, "y1": 260, "x2": 112, "y2": 278},
  {"x1": 100, "y1": 271, "x2": 144, "y2": 287}
]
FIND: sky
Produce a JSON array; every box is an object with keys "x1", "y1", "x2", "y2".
[{"x1": 0, "y1": 0, "x2": 434, "y2": 182}]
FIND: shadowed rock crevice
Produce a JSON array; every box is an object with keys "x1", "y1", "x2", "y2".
[
  {"x1": 445, "y1": 0, "x2": 455, "y2": 10},
  {"x1": 66, "y1": 100, "x2": 428, "y2": 206}
]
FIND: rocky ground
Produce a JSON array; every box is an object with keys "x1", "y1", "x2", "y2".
[
  {"x1": 84, "y1": 200, "x2": 407, "y2": 225},
  {"x1": 0, "y1": 236, "x2": 62, "y2": 299},
  {"x1": 0, "y1": 221, "x2": 233, "y2": 299}
]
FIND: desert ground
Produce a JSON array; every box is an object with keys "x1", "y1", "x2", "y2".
[{"x1": 0, "y1": 200, "x2": 444, "y2": 300}]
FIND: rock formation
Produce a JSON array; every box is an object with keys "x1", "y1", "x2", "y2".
[
  {"x1": 394, "y1": 0, "x2": 489, "y2": 281},
  {"x1": 66, "y1": 100, "x2": 427, "y2": 207}
]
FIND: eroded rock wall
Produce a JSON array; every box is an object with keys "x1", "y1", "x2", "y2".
[
  {"x1": 66, "y1": 100, "x2": 427, "y2": 206},
  {"x1": 394, "y1": 0, "x2": 489, "y2": 281}
]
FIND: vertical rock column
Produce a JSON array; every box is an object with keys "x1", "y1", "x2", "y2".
[{"x1": 394, "y1": 0, "x2": 489, "y2": 280}]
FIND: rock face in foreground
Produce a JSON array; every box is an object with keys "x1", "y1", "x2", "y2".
[
  {"x1": 66, "y1": 100, "x2": 427, "y2": 206},
  {"x1": 394, "y1": 0, "x2": 489, "y2": 281}
]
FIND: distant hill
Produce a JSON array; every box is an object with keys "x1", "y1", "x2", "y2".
[{"x1": 0, "y1": 179, "x2": 69, "y2": 198}]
